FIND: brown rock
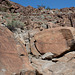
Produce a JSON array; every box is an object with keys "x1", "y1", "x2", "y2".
[
  {"x1": 33, "y1": 27, "x2": 75, "y2": 56},
  {"x1": 0, "y1": 26, "x2": 35, "y2": 75}
]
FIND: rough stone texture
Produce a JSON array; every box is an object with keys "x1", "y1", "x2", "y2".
[
  {"x1": 0, "y1": 26, "x2": 35, "y2": 75},
  {"x1": 41, "y1": 52, "x2": 54, "y2": 60},
  {"x1": 52, "y1": 51, "x2": 75, "y2": 63},
  {"x1": 31, "y1": 58, "x2": 55, "y2": 75},
  {"x1": 28, "y1": 29, "x2": 40, "y2": 38},
  {"x1": 32, "y1": 27, "x2": 75, "y2": 56},
  {"x1": 49, "y1": 62, "x2": 75, "y2": 75},
  {"x1": 31, "y1": 52, "x2": 75, "y2": 75},
  {"x1": 0, "y1": 0, "x2": 75, "y2": 75}
]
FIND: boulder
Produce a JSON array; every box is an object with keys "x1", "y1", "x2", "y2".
[
  {"x1": 0, "y1": 26, "x2": 35, "y2": 75},
  {"x1": 31, "y1": 27, "x2": 75, "y2": 57}
]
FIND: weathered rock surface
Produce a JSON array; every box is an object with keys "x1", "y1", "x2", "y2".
[
  {"x1": 48, "y1": 52, "x2": 75, "y2": 75},
  {"x1": 31, "y1": 58, "x2": 55, "y2": 75},
  {"x1": 31, "y1": 52, "x2": 75, "y2": 75},
  {"x1": 0, "y1": 26, "x2": 35, "y2": 75},
  {"x1": 41, "y1": 52, "x2": 54, "y2": 60},
  {"x1": 31, "y1": 27, "x2": 75, "y2": 57},
  {"x1": 0, "y1": 0, "x2": 75, "y2": 75},
  {"x1": 52, "y1": 51, "x2": 75, "y2": 63},
  {"x1": 48, "y1": 62, "x2": 75, "y2": 75}
]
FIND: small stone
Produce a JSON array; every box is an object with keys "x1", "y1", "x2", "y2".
[
  {"x1": 52, "y1": 58, "x2": 59, "y2": 62},
  {"x1": 1, "y1": 69, "x2": 6, "y2": 72},
  {"x1": 41, "y1": 52, "x2": 54, "y2": 60}
]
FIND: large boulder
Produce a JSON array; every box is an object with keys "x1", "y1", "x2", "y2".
[
  {"x1": 30, "y1": 27, "x2": 75, "y2": 57},
  {"x1": 0, "y1": 26, "x2": 35, "y2": 75}
]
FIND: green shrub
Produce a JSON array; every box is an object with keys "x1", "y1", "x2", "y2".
[
  {"x1": 7, "y1": 20, "x2": 25, "y2": 31},
  {"x1": 46, "y1": 7, "x2": 51, "y2": 10},
  {"x1": 6, "y1": 1, "x2": 12, "y2": 6},
  {"x1": 0, "y1": 7, "x2": 7, "y2": 12},
  {"x1": 37, "y1": 5, "x2": 46, "y2": 8},
  {"x1": 41, "y1": 15, "x2": 45, "y2": 19}
]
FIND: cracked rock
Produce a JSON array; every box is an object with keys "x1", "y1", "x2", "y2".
[{"x1": 32, "y1": 27, "x2": 75, "y2": 57}]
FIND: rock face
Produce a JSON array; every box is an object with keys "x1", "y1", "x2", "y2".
[
  {"x1": 0, "y1": 0, "x2": 75, "y2": 75},
  {"x1": 31, "y1": 27, "x2": 75, "y2": 57},
  {"x1": 0, "y1": 26, "x2": 35, "y2": 75},
  {"x1": 46, "y1": 51, "x2": 75, "y2": 75},
  {"x1": 29, "y1": 27, "x2": 75, "y2": 75},
  {"x1": 31, "y1": 52, "x2": 75, "y2": 75}
]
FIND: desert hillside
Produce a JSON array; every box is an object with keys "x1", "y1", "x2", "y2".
[{"x1": 0, "y1": 0, "x2": 75, "y2": 75}]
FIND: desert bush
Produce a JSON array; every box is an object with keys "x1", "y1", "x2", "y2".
[
  {"x1": 5, "y1": 1, "x2": 12, "y2": 6},
  {"x1": 0, "y1": 7, "x2": 7, "y2": 12},
  {"x1": 37, "y1": 5, "x2": 46, "y2": 8},
  {"x1": 0, "y1": 12, "x2": 25, "y2": 31},
  {"x1": 7, "y1": 20, "x2": 25, "y2": 31},
  {"x1": 41, "y1": 15, "x2": 45, "y2": 19},
  {"x1": 46, "y1": 7, "x2": 51, "y2": 10}
]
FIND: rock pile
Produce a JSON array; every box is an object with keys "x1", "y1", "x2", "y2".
[
  {"x1": 0, "y1": 0, "x2": 75, "y2": 75},
  {"x1": 0, "y1": 0, "x2": 75, "y2": 30}
]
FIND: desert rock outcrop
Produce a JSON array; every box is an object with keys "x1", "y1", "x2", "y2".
[
  {"x1": 30, "y1": 27, "x2": 75, "y2": 57},
  {"x1": 0, "y1": 0, "x2": 75, "y2": 75},
  {"x1": 0, "y1": 26, "x2": 35, "y2": 75}
]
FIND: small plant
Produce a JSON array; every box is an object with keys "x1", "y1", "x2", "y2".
[
  {"x1": 0, "y1": 7, "x2": 7, "y2": 12},
  {"x1": 46, "y1": 7, "x2": 51, "y2": 10},
  {"x1": 7, "y1": 20, "x2": 25, "y2": 31},
  {"x1": 7, "y1": 20, "x2": 15, "y2": 31},
  {"x1": 37, "y1": 5, "x2": 46, "y2": 9},
  {"x1": 6, "y1": 1, "x2": 12, "y2": 6}
]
